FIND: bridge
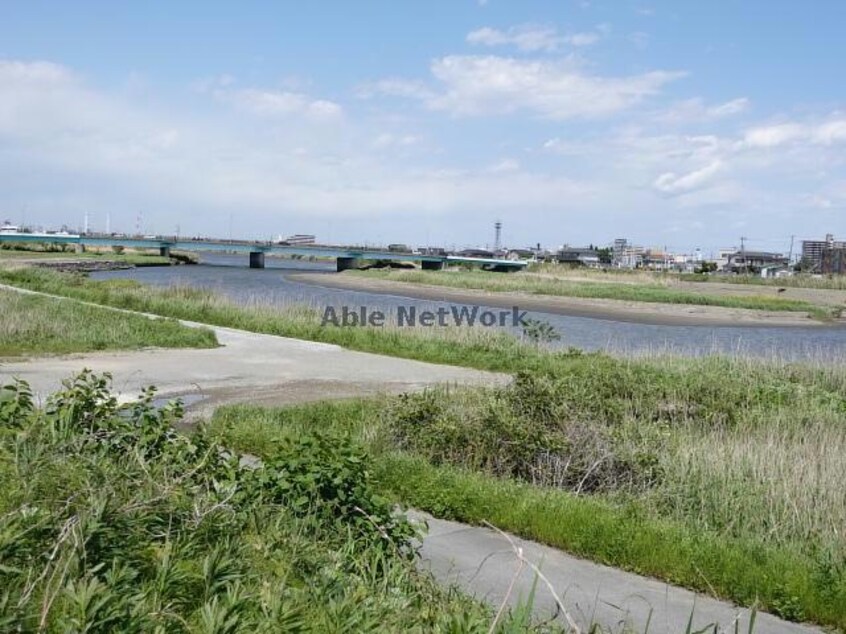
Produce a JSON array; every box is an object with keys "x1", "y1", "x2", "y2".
[{"x1": 0, "y1": 233, "x2": 528, "y2": 272}]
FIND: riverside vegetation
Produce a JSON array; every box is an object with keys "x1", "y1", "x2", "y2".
[
  {"x1": 348, "y1": 268, "x2": 841, "y2": 320},
  {"x1": 0, "y1": 242, "x2": 177, "y2": 267},
  {"x1": 0, "y1": 372, "x2": 524, "y2": 632},
  {"x1": 0, "y1": 288, "x2": 217, "y2": 356},
  {"x1": 1, "y1": 266, "x2": 845, "y2": 628}
]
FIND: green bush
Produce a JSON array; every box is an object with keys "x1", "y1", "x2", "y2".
[
  {"x1": 387, "y1": 372, "x2": 663, "y2": 493},
  {"x1": 0, "y1": 372, "x2": 501, "y2": 632}
]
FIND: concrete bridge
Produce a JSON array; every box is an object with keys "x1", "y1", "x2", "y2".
[{"x1": 0, "y1": 234, "x2": 528, "y2": 272}]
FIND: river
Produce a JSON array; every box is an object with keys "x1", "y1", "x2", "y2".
[{"x1": 91, "y1": 253, "x2": 846, "y2": 361}]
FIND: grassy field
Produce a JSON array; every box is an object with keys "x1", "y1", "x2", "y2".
[
  {"x1": 0, "y1": 249, "x2": 173, "y2": 266},
  {"x1": 349, "y1": 268, "x2": 837, "y2": 319},
  {"x1": 0, "y1": 372, "x2": 527, "y2": 632},
  {"x1": 530, "y1": 261, "x2": 846, "y2": 291},
  {"x1": 681, "y1": 271, "x2": 846, "y2": 290},
  {"x1": 0, "y1": 267, "x2": 541, "y2": 370},
  {"x1": 2, "y1": 267, "x2": 845, "y2": 627},
  {"x1": 0, "y1": 241, "x2": 198, "y2": 266},
  {"x1": 210, "y1": 355, "x2": 846, "y2": 628},
  {"x1": 0, "y1": 288, "x2": 217, "y2": 356}
]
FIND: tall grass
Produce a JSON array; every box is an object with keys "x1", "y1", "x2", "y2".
[
  {"x1": 681, "y1": 272, "x2": 846, "y2": 290},
  {"x1": 0, "y1": 288, "x2": 217, "y2": 355},
  {"x1": 0, "y1": 245, "x2": 172, "y2": 266},
  {"x1": 0, "y1": 373, "x2": 522, "y2": 632},
  {"x1": 4, "y1": 267, "x2": 845, "y2": 626},
  {"x1": 210, "y1": 353, "x2": 846, "y2": 629},
  {"x1": 0, "y1": 267, "x2": 541, "y2": 371},
  {"x1": 349, "y1": 269, "x2": 836, "y2": 319}
]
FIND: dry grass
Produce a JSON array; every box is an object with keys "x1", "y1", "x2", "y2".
[{"x1": 0, "y1": 287, "x2": 216, "y2": 355}]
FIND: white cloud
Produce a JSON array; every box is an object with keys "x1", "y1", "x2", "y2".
[
  {"x1": 566, "y1": 32, "x2": 600, "y2": 46},
  {"x1": 0, "y1": 59, "x2": 73, "y2": 85},
  {"x1": 372, "y1": 133, "x2": 421, "y2": 149},
  {"x1": 709, "y1": 98, "x2": 750, "y2": 117},
  {"x1": 214, "y1": 88, "x2": 342, "y2": 120},
  {"x1": 0, "y1": 58, "x2": 600, "y2": 235},
  {"x1": 815, "y1": 120, "x2": 846, "y2": 145},
  {"x1": 466, "y1": 24, "x2": 601, "y2": 52},
  {"x1": 655, "y1": 97, "x2": 750, "y2": 123},
  {"x1": 422, "y1": 55, "x2": 684, "y2": 119},
  {"x1": 357, "y1": 78, "x2": 434, "y2": 100},
  {"x1": 741, "y1": 119, "x2": 846, "y2": 148},
  {"x1": 3, "y1": 57, "x2": 846, "y2": 249},
  {"x1": 742, "y1": 123, "x2": 805, "y2": 148},
  {"x1": 653, "y1": 160, "x2": 724, "y2": 195},
  {"x1": 488, "y1": 158, "x2": 520, "y2": 172}
]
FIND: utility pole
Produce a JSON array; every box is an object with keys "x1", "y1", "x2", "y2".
[{"x1": 740, "y1": 236, "x2": 747, "y2": 275}]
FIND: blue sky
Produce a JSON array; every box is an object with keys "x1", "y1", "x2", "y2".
[{"x1": 1, "y1": 1, "x2": 845, "y2": 254}]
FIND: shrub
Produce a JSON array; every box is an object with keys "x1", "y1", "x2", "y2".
[{"x1": 0, "y1": 372, "x2": 467, "y2": 632}]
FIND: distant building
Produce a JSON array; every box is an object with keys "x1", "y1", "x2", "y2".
[
  {"x1": 727, "y1": 251, "x2": 788, "y2": 273},
  {"x1": 556, "y1": 247, "x2": 601, "y2": 267},
  {"x1": 619, "y1": 245, "x2": 645, "y2": 268},
  {"x1": 613, "y1": 238, "x2": 628, "y2": 266},
  {"x1": 284, "y1": 234, "x2": 316, "y2": 245},
  {"x1": 1, "y1": 221, "x2": 20, "y2": 235},
  {"x1": 457, "y1": 248, "x2": 494, "y2": 258},
  {"x1": 715, "y1": 248, "x2": 737, "y2": 271},
  {"x1": 802, "y1": 234, "x2": 846, "y2": 271},
  {"x1": 506, "y1": 248, "x2": 536, "y2": 261},
  {"x1": 641, "y1": 248, "x2": 670, "y2": 270},
  {"x1": 821, "y1": 248, "x2": 846, "y2": 275}
]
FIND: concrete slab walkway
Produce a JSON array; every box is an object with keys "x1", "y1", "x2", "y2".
[
  {"x1": 413, "y1": 512, "x2": 822, "y2": 634},
  {"x1": 0, "y1": 319, "x2": 503, "y2": 414}
]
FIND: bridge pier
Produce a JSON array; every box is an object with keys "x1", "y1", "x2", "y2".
[
  {"x1": 159, "y1": 246, "x2": 171, "y2": 258},
  {"x1": 421, "y1": 260, "x2": 444, "y2": 271},
  {"x1": 336, "y1": 257, "x2": 361, "y2": 272},
  {"x1": 249, "y1": 251, "x2": 266, "y2": 269}
]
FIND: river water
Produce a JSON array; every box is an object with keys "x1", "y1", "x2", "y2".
[{"x1": 91, "y1": 253, "x2": 846, "y2": 361}]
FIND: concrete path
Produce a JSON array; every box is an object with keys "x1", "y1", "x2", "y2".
[
  {"x1": 413, "y1": 512, "x2": 822, "y2": 634},
  {"x1": 0, "y1": 285, "x2": 826, "y2": 633},
  {"x1": 0, "y1": 323, "x2": 503, "y2": 416}
]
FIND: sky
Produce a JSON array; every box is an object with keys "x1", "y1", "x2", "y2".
[{"x1": 1, "y1": 1, "x2": 845, "y2": 254}]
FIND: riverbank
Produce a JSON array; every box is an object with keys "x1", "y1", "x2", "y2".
[
  {"x1": 289, "y1": 271, "x2": 843, "y2": 327},
  {"x1": 2, "y1": 284, "x2": 836, "y2": 631},
  {"x1": 0, "y1": 286, "x2": 216, "y2": 356},
  {"x1": 0, "y1": 246, "x2": 198, "y2": 270}
]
